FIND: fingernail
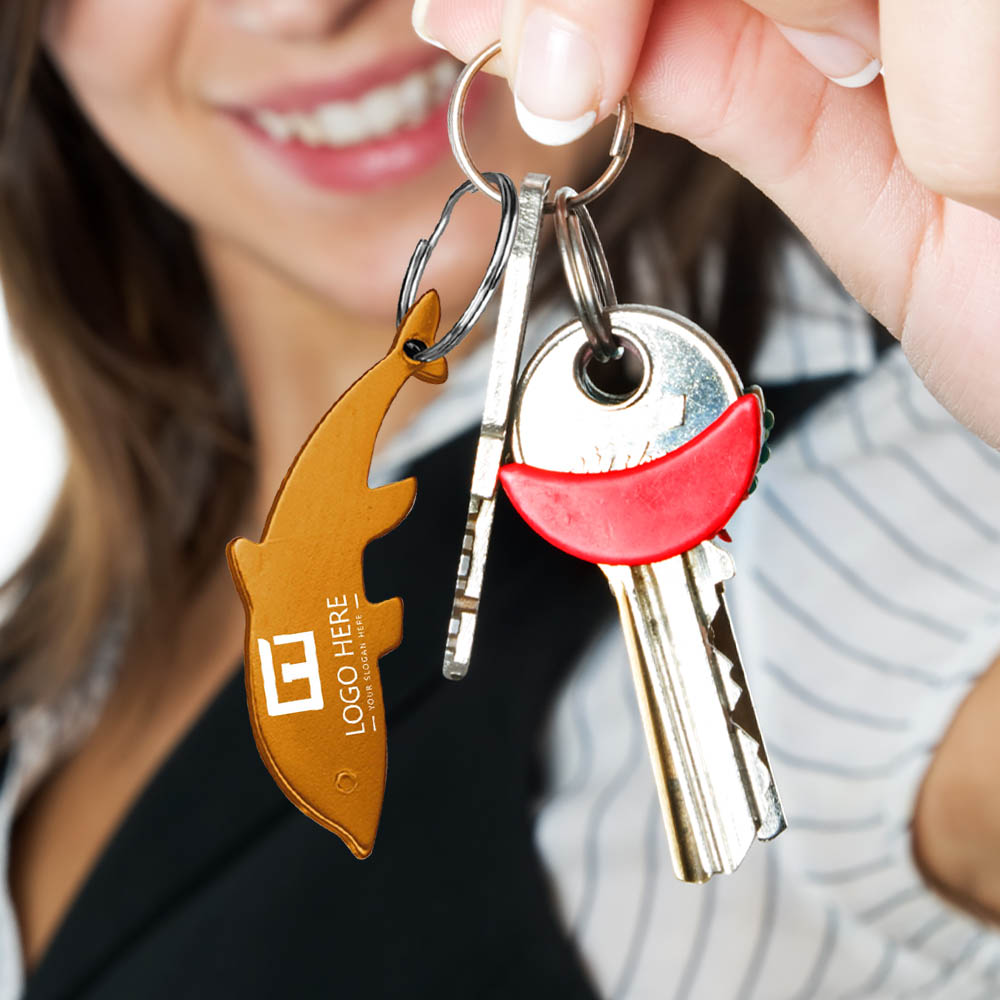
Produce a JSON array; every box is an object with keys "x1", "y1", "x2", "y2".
[
  {"x1": 411, "y1": 0, "x2": 446, "y2": 50},
  {"x1": 514, "y1": 8, "x2": 600, "y2": 146},
  {"x1": 775, "y1": 25, "x2": 882, "y2": 88}
]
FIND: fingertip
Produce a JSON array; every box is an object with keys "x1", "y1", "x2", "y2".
[
  {"x1": 513, "y1": 97, "x2": 597, "y2": 146},
  {"x1": 829, "y1": 58, "x2": 883, "y2": 90},
  {"x1": 774, "y1": 23, "x2": 882, "y2": 90}
]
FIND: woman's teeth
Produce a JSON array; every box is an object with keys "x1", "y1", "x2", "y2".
[{"x1": 252, "y1": 58, "x2": 460, "y2": 147}]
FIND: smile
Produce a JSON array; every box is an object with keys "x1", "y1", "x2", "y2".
[{"x1": 250, "y1": 57, "x2": 460, "y2": 149}]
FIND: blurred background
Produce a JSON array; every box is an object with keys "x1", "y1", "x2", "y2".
[{"x1": 0, "y1": 294, "x2": 64, "y2": 584}]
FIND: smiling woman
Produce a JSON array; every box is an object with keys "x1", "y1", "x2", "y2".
[
  {"x1": 1, "y1": 1, "x2": 999, "y2": 999},
  {"x1": 0, "y1": 0, "x2": 783, "y2": 989},
  {"x1": 0, "y1": 0, "x2": 766, "y2": 717}
]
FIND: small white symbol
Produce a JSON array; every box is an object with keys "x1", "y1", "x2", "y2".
[{"x1": 258, "y1": 632, "x2": 324, "y2": 716}]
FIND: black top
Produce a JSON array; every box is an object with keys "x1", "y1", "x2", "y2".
[{"x1": 25, "y1": 430, "x2": 612, "y2": 1000}]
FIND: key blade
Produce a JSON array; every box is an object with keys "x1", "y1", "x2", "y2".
[
  {"x1": 602, "y1": 547, "x2": 783, "y2": 882},
  {"x1": 443, "y1": 173, "x2": 550, "y2": 680},
  {"x1": 603, "y1": 556, "x2": 754, "y2": 882}
]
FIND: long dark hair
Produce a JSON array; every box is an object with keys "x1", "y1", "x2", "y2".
[{"x1": 0, "y1": 3, "x2": 782, "y2": 708}]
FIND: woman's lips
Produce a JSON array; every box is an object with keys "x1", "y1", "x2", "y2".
[
  {"x1": 225, "y1": 54, "x2": 489, "y2": 194},
  {"x1": 233, "y1": 95, "x2": 450, "y2": 193}
]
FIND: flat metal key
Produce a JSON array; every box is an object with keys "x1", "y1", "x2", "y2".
[
  {"x1": 442, "y1": 172, "x2": 550, "y2": 680},
  {"x1": 501, "y1": 304, "x2": 786, "y2": 883}
]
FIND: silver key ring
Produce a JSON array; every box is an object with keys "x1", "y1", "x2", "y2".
[
  {"x1": 448, "y1": 40, "x2": 634, "y2": 211},
  {"x1": 552, "y1": 185, "x2": 620, "y2": 363},
  {"x1": 396, "y1": 171, "x2": 518, "y2": 362}
]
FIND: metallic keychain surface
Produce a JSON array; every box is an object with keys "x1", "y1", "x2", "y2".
[
  {"x1": 228, "y1": 293, "x2": 448, "y2": 858},
  {"x1": 229, "y1": 124, "x2": 519, "y2": 855}
]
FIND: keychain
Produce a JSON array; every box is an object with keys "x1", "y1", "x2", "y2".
[
  {"x1": 228, "y1": 167, "x2": 517, "y2": 858},
  {"x1": 442, "y1": 43, "x2": 785, "y2": 883},
  {"x1": 230, "y1": 40, "x2": 784, "y2": 878}
]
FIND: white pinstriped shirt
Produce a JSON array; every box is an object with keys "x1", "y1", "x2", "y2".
[
  {"x1": 533, "y1": 348, "x2": 1000, "y2": 999},
  {"x1": 3, "y1": 241, "x2": 1000, "y2": 999}
]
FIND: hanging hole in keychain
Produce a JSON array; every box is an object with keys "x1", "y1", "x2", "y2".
[{"x1": 575, "y1": 334, "x2": 648, "y2": 406}]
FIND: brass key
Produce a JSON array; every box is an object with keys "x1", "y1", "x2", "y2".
[{"x1": 502, "y1": 304, "x2": 785, "y2": 883}]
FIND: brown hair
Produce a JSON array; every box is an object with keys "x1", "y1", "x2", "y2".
[
  {"x1": 0, "y1": 4, "x2": 782, "y2": 709},
  {"x1": 0, "y1": 2, "x2": 252, "y2": 706}
]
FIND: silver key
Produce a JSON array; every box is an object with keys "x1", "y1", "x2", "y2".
[
  {"x1": 442, "y1": 173, "x2": 550, "y2": 680},
  {"x1": 507, "y1": 304, "x2": 785, "y2": 883}
]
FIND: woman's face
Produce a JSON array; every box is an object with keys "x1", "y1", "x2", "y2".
[{"x1": 46, "y1": 0, "x2": 588, "y2": 322}]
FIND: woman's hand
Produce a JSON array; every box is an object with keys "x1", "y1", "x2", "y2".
[{"x1": 413, "y1": 0, "x2": 1000, "y2": 446}]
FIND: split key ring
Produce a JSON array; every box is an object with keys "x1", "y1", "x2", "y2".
[
  {"x1": 448, "y1": 40, "x2": 634, "y2": 211},
  {"x1": 396, "y1": 171, "x2": 518, "y2": 363},
  {"x1": 551, "y1": 186, "x2": 620, "y2": 364}
]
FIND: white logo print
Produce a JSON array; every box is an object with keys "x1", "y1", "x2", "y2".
[{"x1": 258, "y1": 631, "x2": 324, "y2": 716}]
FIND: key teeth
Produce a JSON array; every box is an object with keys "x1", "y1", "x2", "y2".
[
  {"x1": 734, "y1": 728, "x2": 787, "y2": 841},
  {"x1": 721, "y1": 657, "x2": 743, "y2": 710},
  {"x1": 710, "y1": 641, "x2": 742, "y2": 711},
  {"x1": 727, "y1": 702, "x2": 785, "y2": 841},
  {"x1": 719, "y1": 661, "x2": 786, "y2": 842},
  {"x1": 710, "y1": 635, "x2": 787, "y2": 843}
]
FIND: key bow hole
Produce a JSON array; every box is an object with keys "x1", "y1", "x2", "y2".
[{"x1": 575, "y1": 335, "x2": 646, "y2": 405}]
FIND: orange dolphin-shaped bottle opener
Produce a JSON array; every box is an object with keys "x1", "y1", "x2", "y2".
[{"x1": 227, "y1": 290, "x2": 447, "y2": 859}]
